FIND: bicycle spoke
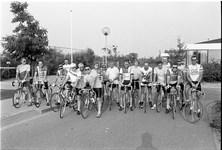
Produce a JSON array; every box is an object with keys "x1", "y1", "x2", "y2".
[{"x1": 12, "y1": 89, "x2": 23, "y2": 108}]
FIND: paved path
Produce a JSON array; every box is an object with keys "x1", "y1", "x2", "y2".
[{"x1": 0, "y1": 77, "x2": 221, "y2": 149}]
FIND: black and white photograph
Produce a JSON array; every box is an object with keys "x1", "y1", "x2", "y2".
[{"x1": 0, "y1": 0, "x2": 221, "y2": 149}]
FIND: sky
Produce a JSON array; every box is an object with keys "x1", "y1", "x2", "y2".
[{"x1": 0, "y1": 0, "x2": 221, "y2": 58}]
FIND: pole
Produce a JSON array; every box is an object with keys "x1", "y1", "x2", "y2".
[
  {"x1": 105, "y1": 36, "x2": 107, "y2": 67},
  {"x1": 70, "y1": 10, "x2": 73, "y2": 63}
]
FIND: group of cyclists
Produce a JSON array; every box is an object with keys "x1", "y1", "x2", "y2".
[{"x1": 14, "y1": 55, "x2": 203, "y2": 118}]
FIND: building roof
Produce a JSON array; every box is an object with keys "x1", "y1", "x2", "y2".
[{"x1": 195, "y1": 38, "x2": 221, "y2": 44}]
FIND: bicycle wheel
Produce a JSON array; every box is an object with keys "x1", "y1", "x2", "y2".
[
  {"x1": 109, "y1": 90, "x2": 113, "y2": 111},
  {"x1": 50, "y1": 93, "x2": 60, "y2": 112},
  {"x1": 132, "y1": 90, "x2": 138, "y2": 109},
  {"x1": 12, "y1": 89, "x2": 24, "y2": 108},
  {"x1": 144, "y1": 92, "x2": 147, "y2": 113},
  {"x1": 170, "y1": 95, "x2": 175, "y2": 119},
  {"x1": 156, "y1": 93, "x2": 162, "y2": 113},
  {"x1": 72, "y1": 95, "x2": 77, "y2": 111},
  {"x1": 81, "y1": 98, "x2": 90, "y2": 119},
  {"x1": 59, "y1": 97, "x2": 66, "y2": 118},
  {"x1": 34, "y1": 89, "x2": 45, "y2": 108},
  {"x1": 182, "y1": 100, "x2": 203, "y2": 123},
  {"x1": 124, "y1": 93, "x2": 127, "y2": 114}
]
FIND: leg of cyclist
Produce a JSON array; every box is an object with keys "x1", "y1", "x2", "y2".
[
  {"x1": 129, "y1": 86, "x2": 133, "y2": 111},
  {"x1": 24, "y1": 81, "x2": 32, "y2": 106},
  {"x1": 140, "y1": 86, "x2": 145, "y2": 108},
  {"x1": 152, "y1": 85, "x2": 160, "y2": 110},
  {"x1": 148, "y1": 85, "x2": 153, "y2": 107},
  {"x1": 94, "y1": 88, "x2": 102, "y2": 118},
  {"x1": 119, "y1": 85, "x2": 124, "y2": 111},
  {"x1": 115, "y1": 84, "x2": 120, "y2": 106},
  {"x1": 165, "y1": 85, "x2": 171, "y2": 114}
]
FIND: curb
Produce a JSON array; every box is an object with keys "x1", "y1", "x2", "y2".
[
  {"x1": 206, "y1": 101, "x2": 221, "y2": 150},
  {"x1": 33, "y1": 105, "x2": 53, "y2": 114}
]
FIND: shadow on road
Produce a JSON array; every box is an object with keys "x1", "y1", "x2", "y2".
[
  {"x1": 136, "y1": 132, "x2": 159, "y2": 150},
  {"x1": 0, "y1": 89, "x2": 14, "y2": 100}
]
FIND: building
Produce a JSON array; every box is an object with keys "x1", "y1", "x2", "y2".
[{"x1": 183, "y1": 38, "x2": 221, "y2": 65}]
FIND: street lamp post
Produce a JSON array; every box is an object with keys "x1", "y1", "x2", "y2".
[
  {"x1": 70, "y1": 10, "x2": 73, "y2": 63},
  {"x1": 102, "y1": 27, "x2": 110, "y2": 67}
]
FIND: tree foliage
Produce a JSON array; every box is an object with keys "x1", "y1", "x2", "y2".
[
  {"x1": 1, "y1": 1, "x2": 48, "y2": 76},
  {"x1": 164, "y1": 36, "x2": 186, "y2": 64}
]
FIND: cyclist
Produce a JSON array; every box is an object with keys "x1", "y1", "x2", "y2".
[
  {"x1": 186, "y1": 55, "x2": 203, "y2": 100},
  {"x1": 140, "y1": 62, "x2": 153, "y2": 109},
  {"x1": 106, "y1": 60, "x2": 120, "y2": 106},
  {"x1": 63, "y1": 59, "x2": 70, "y2": 71},
  {"x1": 153, "y1": 61, "x2": 167, "y2": 110},
  {"x1": 162, "y1": 57, "x2": 171, "y2": 70},
  {"x1": 15, "y1": 57, "x2": 32, "y2": 106},
  {"x1": 130, "y1": 60, "x2": 142, "y2": 107},
  {"x1": 119, "y1": 59, "x2": 133, "y2": 111},
  {"x1": 60, "y1": 63, "x2": 79, "y2": 106},
  {"x1": 34, "y1": 60, "x2": 50, "y2": 106},
  {"x1": 165, "y1": 62, "x2": 182, "y2": 114},
  {"x1": 75, "y1": 63, "x2": 85, "y2": 115},
  {"x1": 91, "y1": 62, "x2": 104, "y2": 118},
  {"x1": 52, "y1": 64, "x2": 68, "y2": 87},
  {"x1": 177, "y1": 59, "x2": 186, "y2": 105}
]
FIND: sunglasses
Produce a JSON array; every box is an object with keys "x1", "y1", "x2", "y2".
[
  {"x1": 172, "y1": 66, "x2": 178, "y2": 69},
  {"x1": 85, "y1": 69, "x2": 90, "y2": 71}
]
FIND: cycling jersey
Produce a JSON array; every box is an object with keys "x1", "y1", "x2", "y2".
[
  {"x1": 63, "y1": 64, "x2": 70, "y2": 71},
  {"x1": 188, "y1": 64, "x2": 203, "y2": 81},
  {"x1": 106, "y1": 66, "x2": 119, "y2": 84},
  {"x1": 130, "y1": 66, "x2": 141, "y2": 80},
  {"x1": 35, "y1": 66, "x2": 47, "y2": 82},
  {"x1": 119, "y1": 67, "x2": 133, "y2": 82},
  {"x1": 75, "y1": 70, "x2": 85, "y2": 89},
  {"x1": 16, "y1": 64, "x2": 30, "y2": 81},
  {"x1": 67, "y1": 69, "x2": 80, "y2": 83},
  {"x1": 167, "y1": 68, "x2": 181, "y2": 84},
  {"x1": 140, "y1": 67, "x2": 152, "y2": 83},
  {"x1": 154, "y1": 67, "x2": 167, "y2": 84},
  {"x1": 91, "y1": 69, "x2": 103, "y2": 88}
]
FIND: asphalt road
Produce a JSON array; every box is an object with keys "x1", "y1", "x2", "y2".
[{"x1": 1, "y1": 77, "x2": 221, "y2": 149}]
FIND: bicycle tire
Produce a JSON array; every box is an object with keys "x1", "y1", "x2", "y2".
[
  {"x1": 81, "y1": 98, "x2": 90, "y2": 119},
  {"x1": 182, "y1": 100, "x2": 203, "y2": 123},
  {"x1": 144, "y1": 92, "x2": 147, "y2": 113},
  {"x1": 50, "y1": 93, "x2": 60, "y2": 112},
  {"x1": 132, "y1": 90, "x2": 138, "y2": 108},
  {"x1": 171, "y1": 95, "x2": 175, "y2": 119},
  {"x1": 109, "y1": 90, "x2": 113, "y2": 111},
  {"x1": 34, "y1": 89, "x2": 45, "y2": 108},
  {"x1": 59, "y1": 97, "x2": 66, "y2": 118},
  {"x1": 124, "y1": 93, "x2": 127, "y2": 114},
  {"x1": 72, "y1": 95, "x2": 77, "y2": 111},
  {"x1": 12, "y1": 88, "x2": 24, "y2": 108},
  {"x1": 156, "y1": 93, "x2": 162, "y2": 113}
]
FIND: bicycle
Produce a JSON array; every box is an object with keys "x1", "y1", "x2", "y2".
[
  {"x1": 153, "y1": 83, "x2": 165, "y2": 113},
  {"x1": 106, "y1": 81, "x2": 118, "y2": 111},
  {"x1": 80, "y1": 88, "x2": 98, "y2": 119},
  {"x1": 141, "y1": 82, "x2": 152, "y2": 113},
  {"x1": 182, "y1": 86, "x2": 204, "y2": 123},
  {"x1": 34, "y1": 81, "x2": 52, "y2": 107},
  {"x1": 167, "y1": 85, "x2": 182, "y2": 119},
  {"x1": 12, "y1": 80, "x2": 37, "y2": 108},
  {"x1": 131, "y1": 80, "x2": 140, "y2": 109},
  {"x1": 121, "y1": 84, "x2": 132, "y2": 114},
  {"x1": 59, "y1": 86, "x2": 77, "y2": 118}
]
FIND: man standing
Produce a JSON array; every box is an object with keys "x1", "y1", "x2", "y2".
[
  {"x1": 63, "y1": 59, "x2": 70, "y2": 71},
  {"x1": 15, "y1": 57, "x2": 32, "y2": 106}
]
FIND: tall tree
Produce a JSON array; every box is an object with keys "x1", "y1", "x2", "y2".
[
  {"x1": 1, "y1": 1, "x2": 48, "y2": 76},
  {"x1": 164, "y1": 36, "x2": 186, "y2": 63}
]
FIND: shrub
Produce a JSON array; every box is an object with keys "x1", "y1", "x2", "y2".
[
  {"x1": 210, "y1": 101, "x2": 221, "y2": 132},
  {"x1": 202, "y1": 59, "x2": 221, "y2": 82}
]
